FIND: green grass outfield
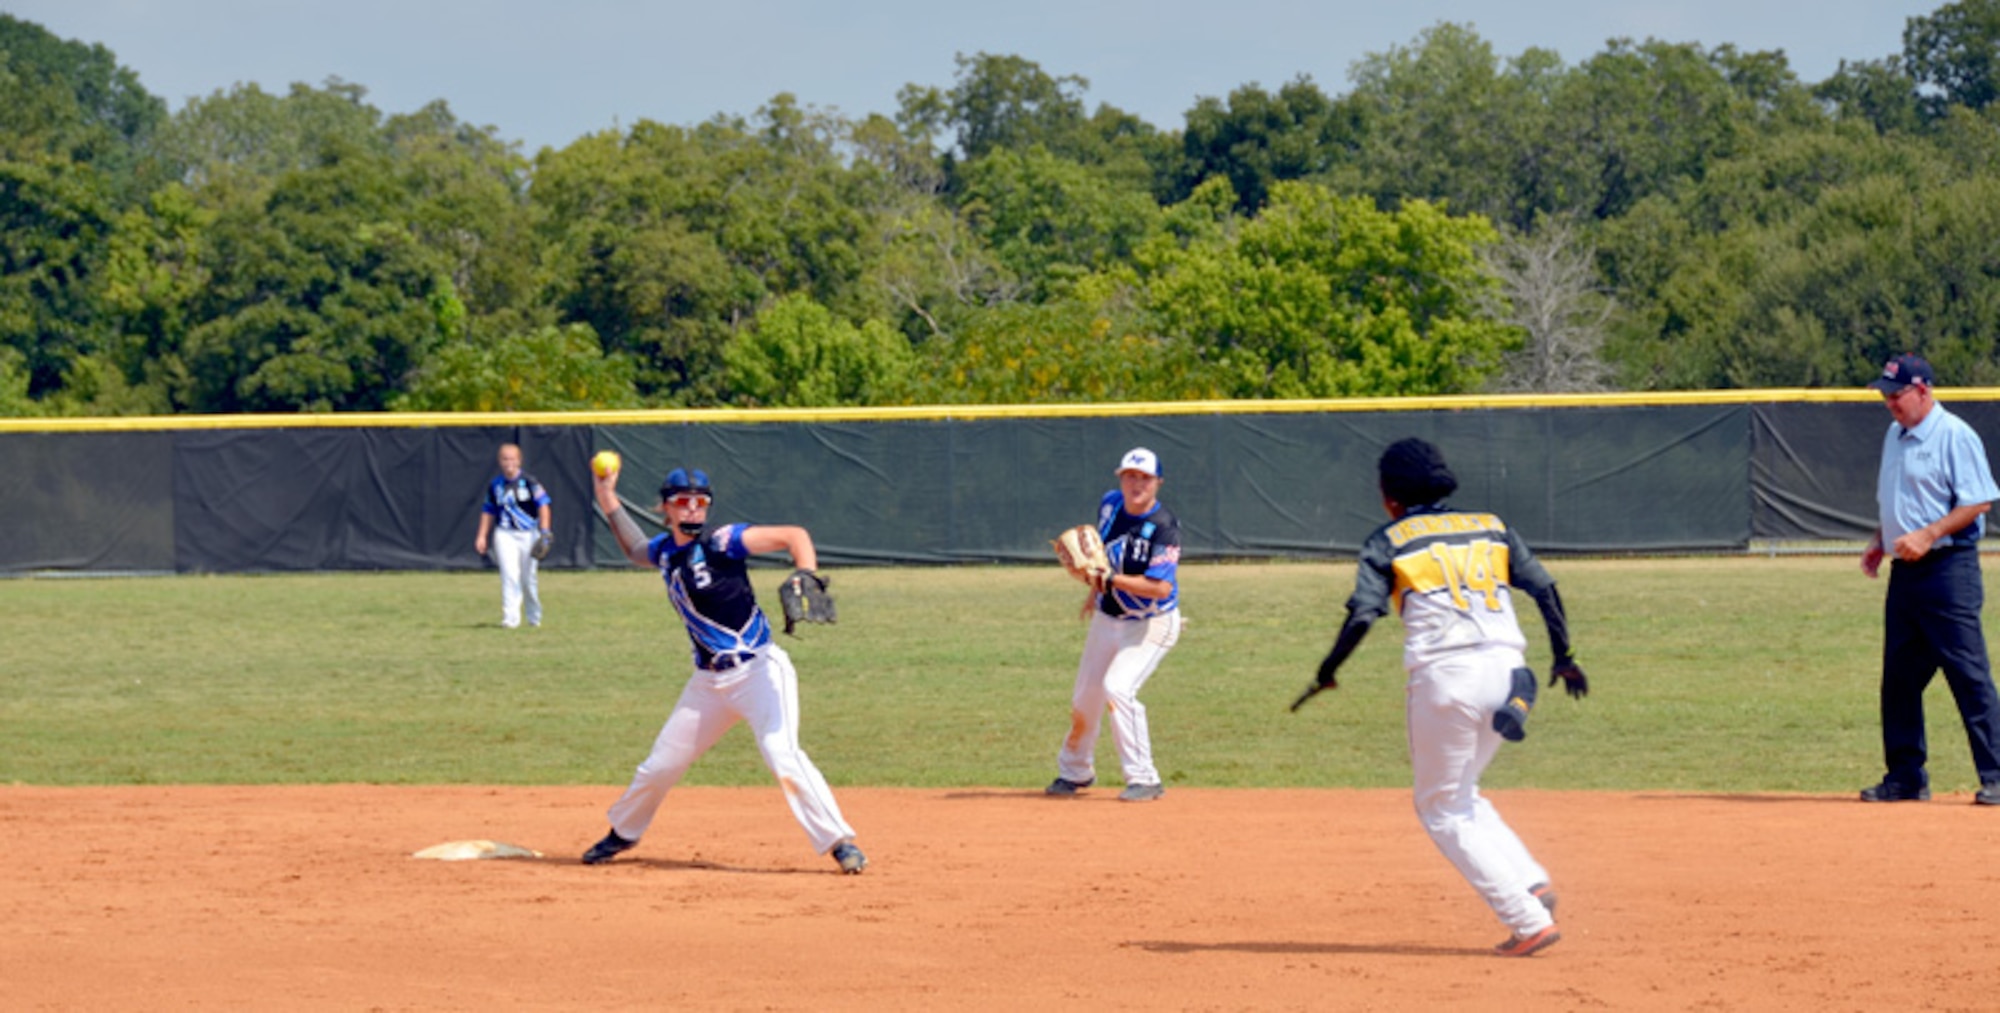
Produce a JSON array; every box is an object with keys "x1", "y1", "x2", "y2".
[{"x1": 0, "y1": 557, "x2": 1969, "y2": 794}]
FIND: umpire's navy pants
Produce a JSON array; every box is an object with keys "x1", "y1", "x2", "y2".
[{"x1": 1882, "y1": 547, "x2": 2000, "y2": 789}]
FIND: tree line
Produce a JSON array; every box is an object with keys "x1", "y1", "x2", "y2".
[{"x1": 3, "y1": 2, "x2": 1999, "y2": 416}]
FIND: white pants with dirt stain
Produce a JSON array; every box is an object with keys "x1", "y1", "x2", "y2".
[{"x1": 1057, "y1": 610, "x2": 1181, "y2": 787}]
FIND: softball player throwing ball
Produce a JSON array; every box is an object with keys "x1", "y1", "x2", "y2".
[
  {"x1": 1293, "y1": 438, "x2": 1588, "y2": 957},
  {"x1": 580, "y1": 461, "x2": 866, "y2": 874},
  {"x1": 1045, "y1": 447, "x2": 1182, "y2": 803}
]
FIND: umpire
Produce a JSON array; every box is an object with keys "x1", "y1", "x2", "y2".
[{"x1": 1860, "y1": 354, "x2": 2000, "y2": 805}]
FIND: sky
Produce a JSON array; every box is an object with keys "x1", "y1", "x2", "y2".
[{"x1": 5, "y1": 0, "x2": 1946, "y2": 155}]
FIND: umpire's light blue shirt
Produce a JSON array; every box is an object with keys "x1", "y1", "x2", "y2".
[{"x1": 1878, "y1": 402, "x2": 2000, "y2": 548}]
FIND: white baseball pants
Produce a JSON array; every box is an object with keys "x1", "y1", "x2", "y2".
[
  {"x1": 1057, "y1": 610, "x2": 1181, "y2": 787},
  {"x1": 606, "y1": 644, "x2": 856, "y2": 855},
  {"x1": 1406, "y1": 645, "x2": 1554, "y2": 936},
  {"x1": 490, "y1": 527, "x2": 541, "y2": 628}
]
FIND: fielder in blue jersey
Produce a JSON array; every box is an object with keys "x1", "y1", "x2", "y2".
[
  {"x1": 473, "y1": 443, "x2": 551, "y2": 629},
  {"x1": 580, "y1": 461, "x2": 866, "y2": 874},
  {"x1": 1045, "y1": 447, "x2": 1182, "y2": 803}
]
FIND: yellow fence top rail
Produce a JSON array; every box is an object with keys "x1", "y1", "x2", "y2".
[{"x1": 4, "y1": 387, "x2": 1992, "y2": 434}]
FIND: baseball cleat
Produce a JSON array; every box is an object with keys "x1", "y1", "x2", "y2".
[
  {"x1": 1859, "y1": 781, "x2": 1930, "y2": 802},
  {"x1": 1978, "y1": 784, "x2": 2000, "y2": 806},
  {"x1": 1045, "y1": 777, "x2": 1094, "y2": 797},
  {"x1": 831, "y1": 841, "x2": 868, "y2": 874},
  {"x1": 1493, "y1": 924, "x2": 1561, "y2": 957},
  {"x1": 581, "y1": 829, "x2": 636, "y2": 865},
  {"x1": 1530, "y1": 881, "x2": 1558, "y2": 918},
  {"x1": 1117, "y1": 782, "x2": 1165, "y2": 802}
]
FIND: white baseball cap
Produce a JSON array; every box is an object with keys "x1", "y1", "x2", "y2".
[{"x1": 1116, "y1": 447, "x2": 1161, "y2": 477}]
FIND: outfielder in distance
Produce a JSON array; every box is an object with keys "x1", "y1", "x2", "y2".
[
  {"x1": 472, "y1": 443, "x2": 552, "y2": 629},
  {"x1": 580, "y1": 459, "x2": 866, "y2": 874},
  {"x1": 1046, "y1": 447, "x2": 1183, "y2": 803},
  {"x1": 1291, "y1": 438, "x2": 1588, "y2": 957}
]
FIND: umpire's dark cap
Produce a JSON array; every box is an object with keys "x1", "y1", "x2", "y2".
[
  {"x1": 660, "y1": 467, "x2": 713, "y2": 499},
  {"x1": 1868, "y1": 353, "x2": 1934, "y2": 394},
  {"x1": 1379, "y1": 438, "x2": 1458, "y2": 508}
]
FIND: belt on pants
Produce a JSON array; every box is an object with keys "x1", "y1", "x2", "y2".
[{"x1": 698, "y1": 650, "x2": 757, "y2": 672}]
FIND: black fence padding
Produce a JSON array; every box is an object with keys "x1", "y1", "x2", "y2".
[
  {"x1": 11, "y1": 399, "x2": 1992, "y2": 575},
  {"x1": 1750, "y1": 401, "x2": 2000, "y2": 541},
  {"x1": 589, "y1": 404, "x2": 1753, "y2": 567},
  {"x1": 0, "y1": 430, "x2": 174, "y2": 571},
  {"x1": 169, "y1": 426, "x2": 594, "y2": 572}
]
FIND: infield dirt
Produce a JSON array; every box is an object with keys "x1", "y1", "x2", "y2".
[{"x1": 4, "y1": 785, "x2": 1992, "y2": 1010}]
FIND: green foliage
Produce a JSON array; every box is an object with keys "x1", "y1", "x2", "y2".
[
  {"x1": 533, "y1": 99, "x2": 896, "y2": 404},
  {"x1": 1175, "y1": 76, "x2": 1356, "y2": 213},
  {"x1": 153, "y1": 80, "x2": 388, "y2": 192},
  {"x1": 1904, "y1": 0, "x2": 2000, "y2": 116},
  {"x1": 1815, "y1": 58, "x2": 1926, "y2": 135},
  {"x1": 920, "y1": 52, "x2": 1092, "y2": 162},
  {"x1": 722, "y1": 293, "x2": 916, "y2": 406},
  {"x1": 958, "y1": 145, "x2": 1163, "y2": 298},
  {"x1": 1343, "y1": 23, "x2": 1559, "y2": 227},
  {"x1": 173, "y1": 140, "x2": 457, "y2": 411},
  {"x1": 9, "y1": 12, "x2": 2000, "y2": 408},
  {"x1": 0, "y1": 14, "x2": 166, "y2": 195},
  {"x1": 1138, "y1": 181, "x2": 1510, "y2": 396},
  {"x1": 394, "y1": 322, "x2": 639, "y2": 411},
  {"x1": 911, "y1": 297, "x2": 1223, "y2": 403},
  {"x1": 0, "y1": 153, "x2": 118, "y2": 402},
  {"x1": 1599, "y1": 113, "x2": 2000, "y2": 389},
  {"x1": 0, "y1": 558, "x2": 1936, "y2": 794},
  {"x1": 0, "y1": 344, "x2": 37, "y2": 415}
]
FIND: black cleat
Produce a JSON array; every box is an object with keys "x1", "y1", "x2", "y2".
[
  {"x1": 581, "y1": 829, "x2": 636, "y2": 864},
  {"x1": 1045, "y1": 777, "x2": 1094, "y2": 797},
  {"x1": 1859, "y1": 781, "x2": 1930, "y2": 802}
]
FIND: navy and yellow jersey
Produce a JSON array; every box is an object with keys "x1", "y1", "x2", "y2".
[
  {"x1": 1347, "y1": 504, "x2": 1556, "y2": 666},
  {"x1": 1094, "y1": 490, "x2": 1182, "y2": 620},
  {"x1": 647, "y1": 523, "x2": 773, "y2": 669},
  {"x1": 483, "y1": 472, "x2": 550, "y2": 531}
]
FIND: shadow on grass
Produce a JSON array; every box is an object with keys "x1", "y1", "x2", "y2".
[{"x1": 1123, "y1": 939, "x2": 1489, "y2": 958}]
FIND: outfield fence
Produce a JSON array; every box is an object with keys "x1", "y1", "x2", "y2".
[{"x1": 3, "y1": 390, "x2": 1992, "y2": 573}]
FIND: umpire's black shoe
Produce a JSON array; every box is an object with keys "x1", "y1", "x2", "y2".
[
  {"x1": 1859, "y1": 781, "x2": 1930, "y2": 802},
  {"x1": 582, "y1": 829, "x2": 636, "y2": 864},
  {"x1": 1045, "y1": 776, "x2": 1093, "y2": 797},
  {"x1": 1976, "y1": 784, "x2": 2000, "y2": 806}
]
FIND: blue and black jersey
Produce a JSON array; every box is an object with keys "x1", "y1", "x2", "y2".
[
  {"x1": 483, "y1": 472, "x2": 550, "y2": 531},
  {"x1": 1094, "y1": 491, "x2": 1181, "y2": 620},
  {"x1": 648, "y1": 523, "x2": 773, "y2": 670}
]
